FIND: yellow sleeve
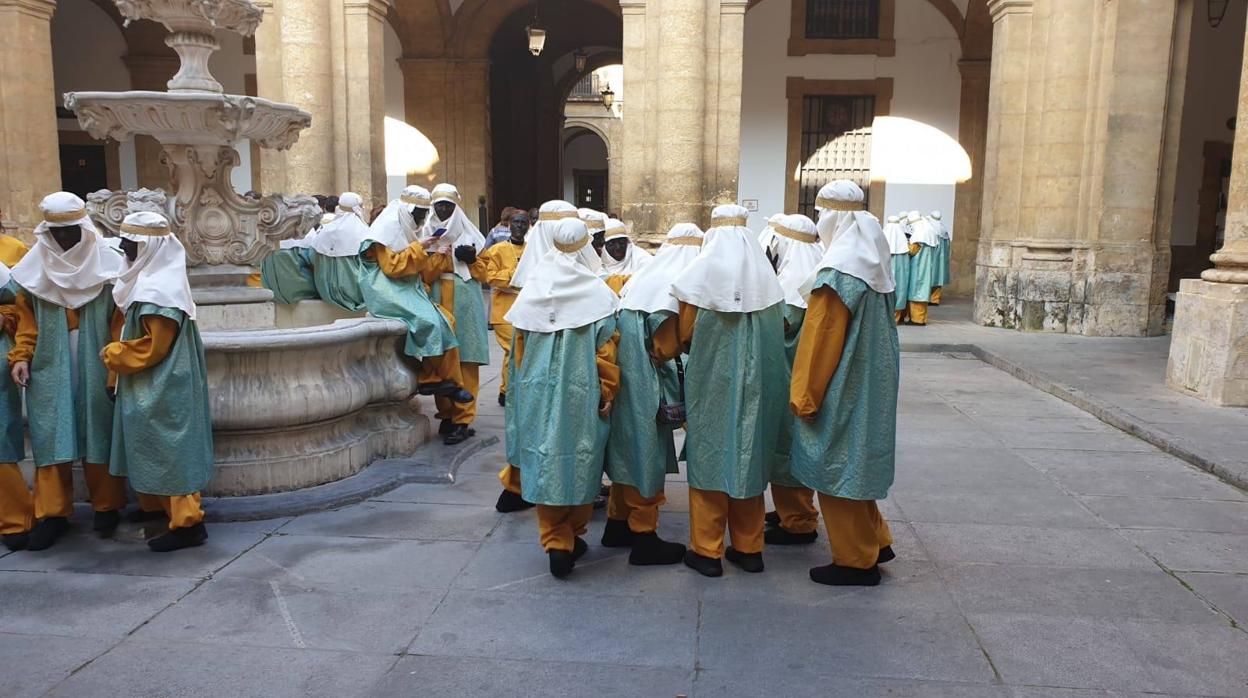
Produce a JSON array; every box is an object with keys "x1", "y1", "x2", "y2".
[
  {"x1": 368, "y1": 242, "x2": 429, "y2": 279},
  {"x1": 909, "y1": 242, "x2": 921, "y2": 256},
  {"x1": 6, "y1": 293, "x2": 37, "y2": 365},
  {"x1": 512, "y1": 331, "x2": 526, "y2": 370},
  {"x1": 596, "y1": 330, "x2": 621, "y2": 405},
  {"x1": 101, "y1": 315, "x2": 180, "y2": 376},
  {"x1": 649, "y1": 315, "x2": 681, "y2": 362},
  {"x1": 477, "y1": 247, "x2": 517, "y2": 290},
  {"x1": 677, "y1": 302, "x2": 698, "y2": 353},
  {"x1": 789, "y1": 287, "x2": 850, "y2": 420},
  {"x1": 605, "y1": 275, "x2": 630, "y2": 295},
  {"x1": 421, "y1": 252, "x2": 454, "y2": 287}
]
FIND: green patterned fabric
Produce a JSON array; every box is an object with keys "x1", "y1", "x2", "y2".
[
  {"x1": 683, "y1": 304, "x2": 786, "y2": 498},
  {"x1": 260, "y1": 248, "x2": 319, "y2": 305},
  {"x1": 791, "y1": 269, "x2": 899, "y2": 500},
  {"x1": 604, "y1": 309, "x2": 678, "y2": 498},
  {"x1": 25, "y1": 288, "x2": 115, "y2": 467},
  {"x1": 430, "y1": 275, "x2": 490, "y2": 365},
  {"x1": 109, "y1": 304, "x2": 214, "y2": 495},
  {"x1": 311, "y1": 253, "x2": 367, "y2": 312},
  {"x1": 933, "y1": 238, "x2": 950, "y2": 288},
  {"x1": 357, "y1": 251, "x2": 458, "y2": 361},
  {"x1": 891, "y1": 253, "x2": 911, "y2": 312},
  {"x1": 0, "y1": 281, "x2": 25, "y2": 463},
  {"x1": 907, "y1": 244, "x2": 940, "y2": 303},
  {"x1": 513, "y1": 318, "x2": 616, "y2": 506},
  {"x1": 769, "y1": 303, "x2": 804, "y2": 489}
]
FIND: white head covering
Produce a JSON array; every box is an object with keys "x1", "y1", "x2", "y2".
[
  {"x1": 929, "y1": 210, "x2": 951, "y2": 240},
  {"x1": 338, "y1": 192, "x2": 366, "y2": 220},
  {"x1": 280, "y1": 216, "x2": 329, "y2": 250},
  {"x1": 802, "y1": 210, "x2": 895, "y2": 297},
  {"x1": 504, "y1": 217, "x2": 618, "y2": 333},
  {"x1": 368, "y1": 187, "x2": 432, "y2": 251},
  {"x1": 757, "y1": 213, "x2": 784, "y2": 250},
  {"x1": 768, "y1": 213, "x2": 825, "y2": 309},
  {"x1": 0, "y1": 261, "x2": 11, "y2": 290},
  {"x1": 670, "y1": 204, "x2": 784, "y2": 314},
  {"x1": 113, "y1": 211, "x2": 196, "y2": 320},
  {"x1": 402, "y1": 185, "x2": 432, "y2": 210},
  {"x1": 599, "y1": 220, "x2": 652, "y2": 277},
  {"x1": 312, "y1": 193, "x2": 375, "y2": 257},
  {"x1": 814, "y1": 180, "x2": 866, "y2": 250},
  {"x1": 908, "y1": 214, "x2": 941, "y2": 247},
  {"x1": 619, "y1": 223, "x2": 704, "y2": 314},
  {"x1": 422, "y1": 183, "x2": 486, "y2": 280},
  {"x1": 881, "y1": 215, "x2": 910, "y2": 255},
  {"x1": 513, "y1": 200, "x2": 597, "y2": 289},
  {"x1": 578, "y1": 208, "x2": 607, "y2": 234},
  {"x1": 11, "y1": 191, "x2": 124, "y2": 309}
]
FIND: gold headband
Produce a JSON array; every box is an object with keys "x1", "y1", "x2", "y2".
[
  {"x1": 433, "y1": 194, "x2": 461, "y2": 206},
  {"x1": 401, "y1": 194, "x2": 431, "y2": 207},
  {"x1": 554, "y1": 236, "x2": 589, "y2": 253},
  {"x1": 44, "y1": 209, "x2": 86, "y2": 223},
  {"x1": 712, "y1": 216, "x2": 749, "y2": 227},
  {"x1": 667, "y1": 237, "x2": 703, "y2": 247},
  {"x1": 581, "y1": 219, "x2": 606, "y2": 232},
  {"x1": 816, "y1": 197, "x2": 864, "y2": 211},
  {"x1": 539, "y1": 211, "x2": 578, "y2": 221},
  {"x1": 773, "y1": 224, "x2": 818, "y2": 244},
  {"x1": 604, "y1": 226, "x2": 627, "y2": 237},
  {"x1": 120, "y1": 222, "x2": 171, "y2": 236}
]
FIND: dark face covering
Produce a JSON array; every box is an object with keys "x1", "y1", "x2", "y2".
[
  {"x1": 50, "y1": 225, "x2": 83, "y2": 252},
  {"x1": 509, "y1": 214, "x2": 530, "y2": 244},
  {"x1": 433, "y1": 201, "x2": 456, "y2": 222},
  {"x1": 119, "y1": 238, "x2": 140, "y2": 262},
  {"x1": 604, "y1": 238, "x2": 629, "y2": 262},
  {"x1": 410, "y1": 206, "x2": 429, "y2": 227},
  {"x1": 591, "y1": 231, "x2": 606, "y2": 256}
]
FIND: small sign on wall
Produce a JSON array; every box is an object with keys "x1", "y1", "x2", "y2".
[{"x1": 741, "y1": 199, "x2": 759, "y2": 212}]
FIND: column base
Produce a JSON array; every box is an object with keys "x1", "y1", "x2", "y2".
[{"x1": 1167, "y1": 278, "x2": 1248, "y2": 406}]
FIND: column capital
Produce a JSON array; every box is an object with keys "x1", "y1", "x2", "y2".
[
  {"x1": 619, "y1": 0, "x2": 646, "y2": 15},
  {"x1": 719, "y1": 0, "x2": 749, "y2": 14},
  {"x1": 0, "y1": 0, "x2": 56, "y2": 20},
  {"x1": 957, "y1": 58, "x2": 991, "y2": 79},
  {"x1": 252, "y1": 0, "x2": 274, "y2": 8},
  {"x1": 342, "y1": 0, "x2": 389, "y2": 21},
  {"x1": 987, "y1": 0, "x2": 1032, "y2": 22}
]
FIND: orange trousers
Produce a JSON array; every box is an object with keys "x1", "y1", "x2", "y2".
[
  {"x1": 0, "y1": 463, "x2": 33, "y2": 535},
  {"x1": 28, "y1": 462, "x2": 126, "y2": 520},
  {"x1": 435, "y1": 363, "x2": 479, "y2": 425},
  {"x1": 536, "y1": 504, "x2": 593, "y2": 552},
  {"x1": 688, "y1": 487, "x2": 764, "y2": 559},
  {"x1": 771, "y1": 484, "x2": 818, "y2": 534},
  {"x1": 607, "y1": 484, "x2": 665, "y2": 534},
  {"x1": 137, "y1": 492, "x2": 204, "y2": 530},
  {"x1": 818, "y1": 494, "x2": 893, "y2": 570},
  {"x1": 498, "y1": 464, "x2": 522, "y2": 495},
  {"x1": 930, "y1": 287, "x2": 942, "y2": 305},
  {"x1": 495, "y1": 323, "x2": 514, "y2": 397},
  {"x1": 417, "y1": 346, "x2": 466, "y2": 388},
  {"x1": 907, "y1": 301, "x2": 929, "y2": 325}
]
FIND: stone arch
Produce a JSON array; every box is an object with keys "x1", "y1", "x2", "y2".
[
  {"x1": 553, "y1": 50, "x2": 623, "y2": 107},
  {"x1": 390, "y1": 0, "x2": 453, "y2": 58},
  {"x1": 448, "y1": 0, "x2": 620, "y2": 59}
]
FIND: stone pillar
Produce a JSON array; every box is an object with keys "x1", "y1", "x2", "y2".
[
  {"x1": 339, "y1": 0, "x2": 388, "y2": 210},
  {"x1": 1168, "y1": 18, "x2": 1248, "y2": 406},
  {"x1": 950, "y1": 59, "x2": 990, "y2": 297},
  {"x1": 253, "y1": 0, "x2": 287, "y2": 193},
  {"x1": 619, "y1": 0, "x2": 656, "y2": 237},
  {"x1": 653, "y1": 0, "x2": 706, "y2": 231},
  {"x1": 275, "y1": 0, "x2": 335, "y2": 197},
  {"x1": 123, "y1": 55, "x2": 180, "y2": 190},
  {"x1": 703, "y1": 0, "x2": 748, "y2": 205},
  {"x1": 0, "y1": 0, "x2": 60, "y2": 239}
]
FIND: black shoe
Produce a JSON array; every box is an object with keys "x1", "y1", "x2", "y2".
[
  {"x1": 601, "y1": 518, "x2": 633, "y2": 548},
  {"x1": 592, "y1": 490, "x2": 608, "y2": 511},
  {"x1": 548, "y1": 549, "x2": 574, "y2": 578},
  {"x1": 418, "y1": 381, "x2": 455, "y2": 396},
  {"x1": 572, "y1": 536, "x2": 589, "y2": 562},
  {"x1": 877, "y1": 545, "x2": 896, "y2": 565},
  {"x1": 629, "y1": 532, "x2": 685, "y2": 566},
  {"x1": 93, "y1": 510, "x2": 121, "y2": 535},
  {"x1": 27, "y1": 517, "x2": 69, "y2": 551},
  {"x1": 443, "y1": 424, "x2": 475, "y2": 445},
  {"x1": 809, "y1": 563, "x2": 881, "y2": 586},
  {"x1": 126, "y1": 508, "x2": 167, "y2": 524},
  {"x1": 495, "y1": 489, "x2": 534, "y2": 513},
  {"x1": 764, "y1": 526, "x2": 818, "y2": 546},
  {"x1": 498, "y1": 392, "x2": 506, "y2": 407},
  {"x1": 725, "y1": 546, "x2": 764, "y2": 573},
  {"x1": 147, "y1": 523, "x2": 208, "y2": 553},
  {"x1": 438, "y1": 419, "x2": 455, "y2": 435},
  {"x1": 683, "y1": 550, "x2": 723, "y2": 577},
  {"x1": 764, "y1": 511, "x2": 781, "y2": 527},
  {"x1": 2, "y1": 532, "x2": 29, "y2": 551}
]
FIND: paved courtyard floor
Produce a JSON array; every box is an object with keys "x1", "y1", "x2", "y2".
[{"x1": 2, "y1": 349, "x2": 1248, "y2": 697}]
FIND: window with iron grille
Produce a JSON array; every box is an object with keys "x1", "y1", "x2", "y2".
[
  {"x1": 805, "y1": 0, "x2": 881, "y2": 40},
  {"x1": 797, "y1": 94, "x2": 875, "y2": 219}
]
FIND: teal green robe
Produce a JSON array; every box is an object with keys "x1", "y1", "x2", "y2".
[
  {"x1": 791, "y1": 270, "x2": 899, "y2": 500},
  {"x1": 261, "y1": 248, "x2": 319, "y2": 305},
  {"x1": 311, "y1": 253, "x2": 367, "y2": 312},
  {"x1": 769, "y1": 304, "x2": 804, "y2": 489},
  {"x1": 513, "y1": 318, "x2": 616, "y2": 506},
  {"x1": 907, "y1": 244, "x2": 940, "y2": 303},
  {"x1": 0, "y1": 282, "x2": 26, "y2": 463},
  {"x1": 604, "y1": 309, "x2": 679, "y2": 498},
  {"x1": 109, "y1": 304, "x2": 214, "y2": 495},
  {"x1": 357, "y1": 242, "x2": 458, "y2": 361},
  {"x1": 25, "y1": 288, "x2": 115, "y2": 467},
  {"x1": 684, "y1": 304, "x2": 786, "y2": 499},
  {"x1": 891, "y1": 253, "x2": 911, "y2": 312},
  {"x1": 934, "y1": 238, "x2": 950, "y2": 288},
  {"x1": 430, "y1": 274, "x2": 490, "y2": 365}
]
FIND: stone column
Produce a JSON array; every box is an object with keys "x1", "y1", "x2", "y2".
[
  {"x1": 0, "y1": 0, "x2": 60, "y2": 239},
  {"x1": 123, "y1": 55, "x2": 180, "y2": 190},
  {"x1": 253, "y1": 0, "x2": 287, "y2": 193},
  {"x1": 340, "y1": 0, "x2": 388, "y2": 210},
  {"x1": 619, "y1": 0, "x2": 657, "y2": 237},
  {"x1": 702, "y1": 0, "x2": 748, "y2": 205},
  {"x1": 1167, "y1": 19, "x2": 1248, "y2": 406},
  {"x1": 275, "y1": 0, "x2": 335, "y2": 197},
  {"x1": 950, "y1": 59, "x2": 990, "y2": 297}
]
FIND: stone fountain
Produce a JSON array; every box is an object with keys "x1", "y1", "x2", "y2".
[{"x1": 63, "y1": 0, "x2": 431, "y2": 497}]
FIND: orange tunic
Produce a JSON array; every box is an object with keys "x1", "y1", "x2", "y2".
[
  {"x1": 789, "y1": 287, "x2": 851, "y2": 420},
  {"x1": 101, "y1": 313, "x2": 180, "y2": 376}
]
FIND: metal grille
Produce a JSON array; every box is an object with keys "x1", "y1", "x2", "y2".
[
  {"x1": 805, "y1": 0, "x2": 881, "y2": 40},
  {"x1": 568, "y1": 73, "x2": 602, "y2": 101},
  {"x1": 797, "y1": 94, "x2": 875, "y2": 219}
]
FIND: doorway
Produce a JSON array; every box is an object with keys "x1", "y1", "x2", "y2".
[{"x1": 59, "y1": 144, "x2": 109, "y2": 199}]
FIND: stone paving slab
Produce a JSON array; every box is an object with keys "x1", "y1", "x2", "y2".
[
  {"x1": 0, "y1": 632, "x2": 115, "y2": 698},
  {"x1": 371, "y1": 655, "x2": 695, "y2": 698},
  {"x1": 0, "y1": 570, "x2": 196, "y2": 639}
]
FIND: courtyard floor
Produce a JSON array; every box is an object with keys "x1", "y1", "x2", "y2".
[{"x1": 2, "y1": 325, "x2": 1248, "y2": 696}]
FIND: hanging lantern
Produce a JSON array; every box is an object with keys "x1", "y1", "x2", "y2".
[
  {"x1": 526, "y1": 24, "x2": 547, "y2": 56},
  {"x1": 601, "y1": 84, "x2": 615, "y2": 110},
  {"x1": 574, "y1": 48, "x2": 589, "y2": 73},
  {"x1": 1209, "y1": 0, "x2": 1230, "y2": 27}
]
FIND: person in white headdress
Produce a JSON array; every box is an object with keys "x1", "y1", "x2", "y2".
[
  {"x1": 599, "y1": 223, "x2": 705, "y2": 567},
  {"x1": 579, "y1": 208, "x2": 608, "y2": 258},
  {"x1": 308, "y1": 192, "x2": 372, "y2": 311},
  {"x1": 814, "y1": 180, "x2": 866, "y2": 250},
  {"x1": 599, "y1": 219, "x2": 652, "y2": 293},
  {"x1": 259, "y1": 211, "x2": 327, "y2": 304},
  {"x1": 757, "y1": 213, "x2": 784, "y2": 267},
  {"x1": 476, "y1": 208, "x2": 529, "y2": 411},
  {"x1": 928, "y1": 210, "x2": 950, "y2": 305},
  {"x1": 504, "y1": 217, "x2": 621, "y2": 578},
  {"x1": 655, "y1": 204, "x2": 786, "y2": 577},
  {"x1": 101, "y1": 212, "x2": 213, "y2": 552},
  {"x1": 759, "y1": 213, "x2": 825, "y2": 547},
  {"x1": 789, "y1": 203, "x2": 899, "y2": 587},
  {"x1": 0, "y1": 250, "x2": 35, "y2": 551},
  {"x1": 905, "y1": 210, "x2": 941, "y2": 326},
  {"x1": 7, "y1": 192, "x2": 127, "y2": 550},
  {"x1": 881, "y1": 215, "x2": 916, "y2": 324},
  {"x1": 417, "y1": 184, "x2": 489, "y2": 445}
]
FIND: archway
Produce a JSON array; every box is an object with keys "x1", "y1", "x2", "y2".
[{"x1": 562, "y1": 127, "x2": 609, "y2": 212}]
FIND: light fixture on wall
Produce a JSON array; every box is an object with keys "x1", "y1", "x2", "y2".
[
  {"x1": 526, "y1": 1, "x2": 546, "y2": 56},
  {"x1": 601, "y1": 83, "x2": 615, "y2": 110},
  {"x1": 574, "y1": 48, "x2": 589, "y2": 73},
  {"x1": 1208, "y1": 0, "x2": 1230, "y2": 27}
]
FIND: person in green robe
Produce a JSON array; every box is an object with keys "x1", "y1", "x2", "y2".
[
  {"x1": 905, "y1": 211, "x2": 941, "y2": 326},
  {"x1": 930, "y1": 210, "x2": 950, "y2": 304},
  {"x1": 882, "y1": 214, "x2": 914, "y2": 324},
  {"x1": 790, "y1": 208, "x2": 900, "y2": 587},
  {"x1": 759, "y1": 213, "x2": 825, "y2": 547},
  {"x1": 503, "y1": 216, "x2": 621, "y2": 579},
  {"x1": 9, "y1": 192, "x2": 128, "y2": 551},
  {"x1": 100, "y1": 212, "x2": 213, "y2": 552},
  {"x1": 602, "y1": 223, "x2": 704, "y2": 566},
  {"x1": 0, "y1": 256, "x2": 37, "y2": 552},
  {"x1": 308, "y1": 192, "x2": 370, "y2": 312},
  {"x1": 260, "y1": 213, "x2": 330, "y2": 305},
  {"x1": 658, "y1": 204, "x2": 787, "y2": 578}
]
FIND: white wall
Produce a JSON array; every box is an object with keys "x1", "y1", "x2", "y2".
[
  {"x1": 738, "y1": 0, "x2": 964, "y2": 230},
  {"x1": 1170, "y1": 1, "x2": 1246, "y2": 247},
  {"x1": 385, "y1": 21, "x2": 407, "y2": 201},
  {"x1": 561, "y1": 129, "x2": 609, "y2": 205}
]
